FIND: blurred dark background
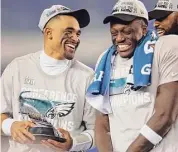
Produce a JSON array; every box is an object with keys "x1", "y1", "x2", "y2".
[{"x1": 1, "y1": 0, "x2": 156, "y2": 151}]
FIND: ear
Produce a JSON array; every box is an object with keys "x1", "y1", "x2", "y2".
[
  {"x1": 142, "y1": 25, "x2": 148, "y2": 36},
  {"x1": 43, "y1": 27, "x2": 53, "y2": 40}
]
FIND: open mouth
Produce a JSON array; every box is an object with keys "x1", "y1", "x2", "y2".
[
  {"x1": 117, "y1": 44, "x2": 131, "y2": 52},
  {"x1": 65, "y1": 43, "x2": 76, "y2": 52},
  {"x1": 156, "y1": 29, "x2": 165, "y2": 36}
]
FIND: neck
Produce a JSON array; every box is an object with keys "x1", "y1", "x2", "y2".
[{"x1": 44, "y1": 44, "x2": 65, "y2": 60}]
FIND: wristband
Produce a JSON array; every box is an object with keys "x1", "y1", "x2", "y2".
[
  {"x1": 2, "y1": 118, "x2": 16, "y2": 136},
  {"x1": 69, "y1": 133, "x2": 92, "y2": 151},
  {"x1": 140, "y1": 125, "x2": 162, "y2": 145}
]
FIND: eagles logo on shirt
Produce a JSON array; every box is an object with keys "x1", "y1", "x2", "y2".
[{"x1": 46, "y1": 103, "x2": 75, "y2": 119}]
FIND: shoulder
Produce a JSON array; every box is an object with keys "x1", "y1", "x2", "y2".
[
  {"x1": 4, "y1": 53, "x2": 35, "y2": 70},
  {"x1": 13, "y1": 51, "x2": 40, "y2": 63},
  {"x1": 155, "y1": 35, "x2": 178, "y2": 52},
  {"x1": 3, "y1": 52, "x2": 40, "y2": 74},
  {"x1": 157, "y1": 35, "x2": 178, "y2": 43},
  {"x1": 10, "y1": 52, "x2": 39, "y2": 65},
  {"x1": 153, "y1": 35, "x2": 178, "y2": 85},
  {"x1": 154, "y1": 35, "x2": 178, "y2": 60},
  {"x1": 71, "y1": 59, "x2": 94, "y2": 76}
]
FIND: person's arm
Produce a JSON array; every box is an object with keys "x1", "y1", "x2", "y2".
[
  {"x1": 95, "y1": 112, "x2": 113, "y2": 152},
  {"x1": 127, "y1": 36, "x2": 178, "y2": 152},
  {"x1": 1, "y1": 62, "x2": 15, "y2": 135},
  {"x1": 71, "y1": 99, "x2": 96, "y2": 151},
  {"x1": 0, "y1": 61, "x2": 35, "y2": 143},
  {"x1": 127, "y1": 82, "x2": 178, "y2": 152}
]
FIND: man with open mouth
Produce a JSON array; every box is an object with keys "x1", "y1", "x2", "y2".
[
  {"x1": 86, "y1": 0, "x2": 178, "y2": 152},
  {"x1": 0, "y1": 5, "x2": 96, "y2": 152},
  {"x1": 149, "y1": 0, "x2": 178, "y2": 37}
]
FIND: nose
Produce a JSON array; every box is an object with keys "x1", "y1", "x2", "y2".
[
  {"x1": 116, "y1": 32, "x2": 125, "y2": 43},
  {"x1": 71, "y1": 33, "x2": 80, "y2": 43}
]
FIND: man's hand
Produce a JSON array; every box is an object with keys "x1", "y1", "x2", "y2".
[
  {"x1": 11, "y1": 121, "x2": 36, "y2": 144},
  {"x1": 126, "y1": 82, "x2": 178, "y2": 152},
  {"x1": 95, "y1": 112, "x2": 113, "y2": 152},
  {"x1": 41, "y1": 128, "x2": 73, "y2": 152}
]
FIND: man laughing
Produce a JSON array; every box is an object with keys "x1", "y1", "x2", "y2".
[
  {"x1": 149, "y1": 0, "x2": 178, "y2": 37},
  {"x1": 0, "y1": 5, "x2": 96, "y2": 152},
  {"x1": 86, "y1": 0, "x2": 178, "y2": 152}
]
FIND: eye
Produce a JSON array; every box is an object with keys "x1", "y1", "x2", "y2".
[
  {"x1": 65, "y1": 30, "x2": 73, "y2": 35},
  {"x1": 123, "y1": 29, "x2": 132, "y2": 35},
  {"x1": 111, "y1": 31, "x2": 118, "y2": 37},
  {"x1": 76, "y1": 32, "x2": 81, "y2": 37}
]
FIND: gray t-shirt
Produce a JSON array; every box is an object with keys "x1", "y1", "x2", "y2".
[
  {"x1": 1, "y1": 51, "x2": 96, "y2": 152},
  {"x1": 96, "y1": 35, "x2": 178, "y2": 152}
]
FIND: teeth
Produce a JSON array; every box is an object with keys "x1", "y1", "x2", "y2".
[
  {"x1": 157, "y1": 32, "x2": 164, "y2": 36},
  {"x1": 157, "y1": 29, "x2": 165, "y2": 36},
  {"x1": 67, "y1": 44, "x2": 75, "y2": 49},
  {"x1": 118, "y1": 45, "x2": 130, "y2": 51}
]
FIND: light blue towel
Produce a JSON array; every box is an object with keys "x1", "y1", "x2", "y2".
[
  {"x1": 86, "y1": 30, "x2": 158, "y2": 114},
  {"x1": 133, "y1": 30, "x2": 158, "y2": 87}
]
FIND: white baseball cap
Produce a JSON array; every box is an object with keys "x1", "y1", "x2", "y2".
[
  {"x1": 103, "y1": 0, "x2": 148, "y2": 24},
  {"x1": 38, "y1": 5, "x2": 90, "y2": 31},
  {"x1": 149, "y1": 0, "x2": 178, "y2": 20}
]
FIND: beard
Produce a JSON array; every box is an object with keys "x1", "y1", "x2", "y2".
[
  {"x1": 167, "y1": 25, "x2": 178, "y2": 35},
  {"x1": 165, "y1": 19, "x2": 178, "y2": 35},
  {"x1": 60, "y1": 34, "x2": 80, "y2": 60},
  {"x1": 63, "y1": 40, "x2": 80, "y2": 60}
]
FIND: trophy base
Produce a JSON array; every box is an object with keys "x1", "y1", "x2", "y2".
[{"x1": 28, "y1": 126, "x2": 66, "y2": 143}]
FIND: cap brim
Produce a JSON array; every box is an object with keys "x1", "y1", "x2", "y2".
[
  {"x1": 62, "y1": 9, "x2": 90, "y2": 28},
  {"x1": 149, "y1": 10, "x2": 173, "y2": 20},
  {"x1": 103, "y1": 14, "x2": 137, "y2": 24}
]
